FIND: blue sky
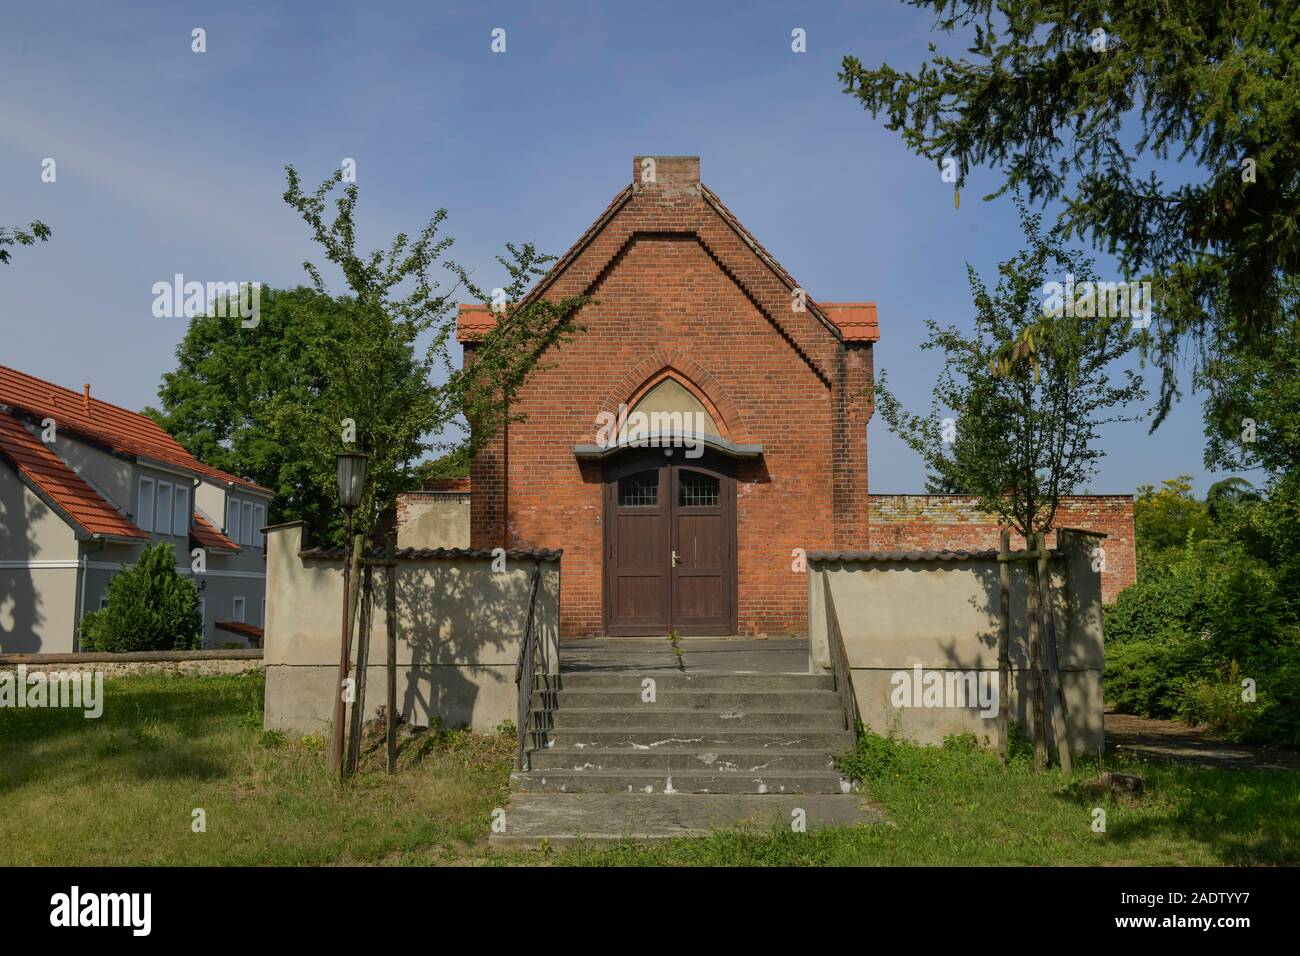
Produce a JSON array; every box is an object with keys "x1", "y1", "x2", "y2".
[{"x1": 1, "y1": 0, "x2": 1237, "y2": 495}]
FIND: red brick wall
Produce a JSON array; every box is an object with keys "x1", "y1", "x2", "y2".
[
  {"x1": 482, "y1": 235, "x2": 840, "y2": 636},
  {"x1": 868, "y1": 494, "x2": 1136, "y2": 602}
]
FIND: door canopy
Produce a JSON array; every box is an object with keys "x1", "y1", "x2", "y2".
[{"x1": 575, "y1": 375, "x2": 763, "y2": 461}]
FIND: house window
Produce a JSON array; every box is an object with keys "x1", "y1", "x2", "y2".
[
  {"x1": 618, "y1": 471, "x2": 659, "y2": 507},
  {"x1": 174, "y1": 485, "x2": 190, "y2": 538},
  {"x1": 253, "y1": 504, "x2": 266, "y2": 548},
  {"x1": 137, "y1": 478, "x2": 155, "y2": 533},
  {"x1": 156, "y1": 481, "x2": 173, "y2": 536},
  {"x1": 241, "y1": 502, "x2": 254, "y2": 546},
  {"x1": 233, "y1": 597, "x2": 246, "y2": 623},
  {"x1": 226, "y1": 498, "x2": 240, "y2": 543},
  {"x1": 679, "y1": 471, "x2": 720, "y2": 507}
]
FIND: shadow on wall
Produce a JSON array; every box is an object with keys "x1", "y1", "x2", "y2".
[{"x1": 0, "y1": 470, "x2": 44, "y2": 653}]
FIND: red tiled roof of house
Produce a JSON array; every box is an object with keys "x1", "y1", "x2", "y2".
[
  {"x1": 0, "y1": 412, "x2": 148, "y2": 540},
  {"x1": 0, "y1": 365, "x2": 272, "y2": 495},
  {"x1": 192, "y1": 511, "x2": 238, "y2": 552},
  {"x1": 818, "y1": 302, "x2": 880, "y2": 343}
]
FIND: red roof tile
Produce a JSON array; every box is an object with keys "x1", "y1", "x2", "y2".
[
  {"x1": 192, "y1": 511, "x2": 238, "y2": 552},
  {"x1": 456, "y1": 303, "x2": 497, "y2": 343},
  {"x1": 0, "y1": 412, "x2": 147, "y2": 540},
  {"x1": 0, "y1": 365, "x2": 271, "y2": 495},
  {"x1": 818, "y1": 302, "x2": 880, "y2": 343},
  {"x1": 215, "y1": 620, "x2": 263, "y2": 641}
]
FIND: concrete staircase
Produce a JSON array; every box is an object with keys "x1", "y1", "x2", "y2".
[{"x1": 512, "y1": 671, "x2": 856, "y2": 795}]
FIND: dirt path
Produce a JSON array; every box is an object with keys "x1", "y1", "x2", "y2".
[{"x1": 1106, "y1": 710, "x2": 1300, "y2": 771}]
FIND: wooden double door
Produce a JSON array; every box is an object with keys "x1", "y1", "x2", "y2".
[{"x1": 603, "y1": 449, "x2": 737, "y2": 636}]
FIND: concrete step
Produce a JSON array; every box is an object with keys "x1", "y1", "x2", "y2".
[
  {"x1": 510, "y1": 768, "x2": 854, "y2": 794},
  {"x1": 489, "y1": 792, "x2": 886, "y2": 847},
  {"x1": 539, "y1": 728, "x2": 855, "y2": 751},
  {"x1": 531, "y1": 689, "x2": 842, "y2": 712},
  {"x1": 528, "y1": 747, "x2": 836, "y2": 772},
  {"x1": 546, "y1": 708, "x2": 847, "y2": 731},
  {"x1": 548, "y1": 672, "x2": 833, "y2": 691}
]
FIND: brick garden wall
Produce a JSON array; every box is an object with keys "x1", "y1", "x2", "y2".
[{"x1": 867, "y1": 494, "x2": 1136, "y2": 603}]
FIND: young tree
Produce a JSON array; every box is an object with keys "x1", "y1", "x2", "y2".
[
  {"x1": 277, "y1": 167, "x2": 587, "y2": 539},
  {"x1": 876, "y1": 203, "x2": 1146, "y2": 539},
  {"x1": 840, "y1": 1, "x2": 1300, "y2": 428},
  {"x1": 875, "y1": 202, "x2": 1145, "y2": 767}
]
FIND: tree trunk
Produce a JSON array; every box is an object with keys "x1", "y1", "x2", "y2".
[
  {"x1": 345, "y1": 564, "x2": 374, "y2": 775},
  {"x1": 997, "y1": 529, "x2": 1012, "y2": 764},
  {"x1": 340, "y1": 533, "x2": 365, "y2": 777},
  {"x1": 1025, "y1": 532, "x2": 1047, "y2": 772},
  {"x1": 385, "y1": 531, "x2": 398, "y2": 775}
]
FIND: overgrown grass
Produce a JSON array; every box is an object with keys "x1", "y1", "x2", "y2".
[
  {"x1": 3, "y1": 676, "x2": 1296, "y2": 866},
  {"x1": 0, "y1": 672, "x2": 511, "y2": 866}
]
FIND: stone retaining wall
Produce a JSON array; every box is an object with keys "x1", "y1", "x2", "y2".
[{"x1": 0, "y1": 649, "x2": 263, "y2": 678}]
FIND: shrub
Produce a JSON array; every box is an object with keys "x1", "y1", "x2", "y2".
[{"x1": 79, "y1": 543, "x2": 203, "y2": 652}]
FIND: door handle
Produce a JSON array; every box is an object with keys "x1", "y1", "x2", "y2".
[{"x1": 672, "y1": 550, "x2": 681, "y2": 568}]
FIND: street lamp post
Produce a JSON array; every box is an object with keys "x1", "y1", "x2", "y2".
[{"x1": 332, "y1": 451, "x2": 369, "y2": 781}]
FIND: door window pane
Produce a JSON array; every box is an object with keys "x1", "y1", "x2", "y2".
[
  {"x1": 617, "y1": 471, "x2": 659, "y2": 507},
  {"x1": 679, "y1": 471, "x2": 719, "y2": 507}
]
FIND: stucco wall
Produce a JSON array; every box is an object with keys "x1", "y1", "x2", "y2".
[
  {"x1": 396, "y1": 493, "x2": 470, "y2": 549},
  {"x1": 0, "y1": 464, "x2": 82, "y2": 653},
  {"x1": 808, "y1": 528, "x2": 1105, "y2": 754},
  {"x1": 262, "y1": 522, "x2": 560, "y2": 735}
]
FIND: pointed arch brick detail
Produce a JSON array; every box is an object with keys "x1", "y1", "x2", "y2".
[{"x1": 596, "y1": 351, "x2": 747, "y2": 443}]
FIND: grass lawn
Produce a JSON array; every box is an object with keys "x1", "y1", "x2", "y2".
[{"x1": 2, "y1": 672, "x2": 1296, "y2": 866}]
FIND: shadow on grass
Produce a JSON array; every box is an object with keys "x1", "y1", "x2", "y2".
[{"x1": 0, "y1": 672, "x2": 263, "y2": 794}]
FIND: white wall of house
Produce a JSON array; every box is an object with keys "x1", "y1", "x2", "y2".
[{"x1": 0, "y1": 463, "x2": 81, "y2": 653}]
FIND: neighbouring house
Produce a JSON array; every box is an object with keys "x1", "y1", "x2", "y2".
[
  {"x1": 423, "y1": 155, "x2": 1135, "y2": 638},
  {"x1": 0, "y1": 365, "x2": 274, "y2": 652}
]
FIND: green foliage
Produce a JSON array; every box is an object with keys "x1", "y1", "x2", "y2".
[
  {"x1": 1199, "y1": 293, "x2": 1300, "y2": 476},
  {"x1": 1105, "y1": 476, "x2": 1300, "y2": 745},
  {"x1": 841, "y1": 1, "x2": 1300, "y2": 429},
  {"x1": 79, "y1": 543, "x2": 203, "y2": 652},
  {"x1": 145, "y1": 286, "x2": 359, "y2": 544},
  {"x1": 876, "y1": 199, "x2": 1144, "y2": 538},
  {"x1": 1133, "y1": 476, "x2": 1212, "y2": 560},
  {"x1": 0, "y1": 220, "x2": 51, "y2": 266}
]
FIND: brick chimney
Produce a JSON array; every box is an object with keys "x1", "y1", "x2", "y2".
[
  {"x1": 632, "y1": 155, "x2": 701, "y2": 197},
  {"x1": 83, "y1": 383, "x2": 90, "y2": 415}
]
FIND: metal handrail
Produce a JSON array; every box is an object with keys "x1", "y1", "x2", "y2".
[
  {"x1": 514, "y1": 565, "x2": 543, "y2": 771},
  {"x1": 821, "y1": 571, "x2": 860, "y2": 755}
]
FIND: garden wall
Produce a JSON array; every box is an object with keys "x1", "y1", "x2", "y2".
[
  {"x1": 808, "y1": 528, "x2": 1105, "y2": 754},
  {"x1": 0, "y1": 649, "x2": 263, "y2": 678},
  {"x1": 262, "y1": 522, "x2": 560, "y2": 736},
  {"x1": 868, "y1": 494, "x2": 1135, "y2": 603}
]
